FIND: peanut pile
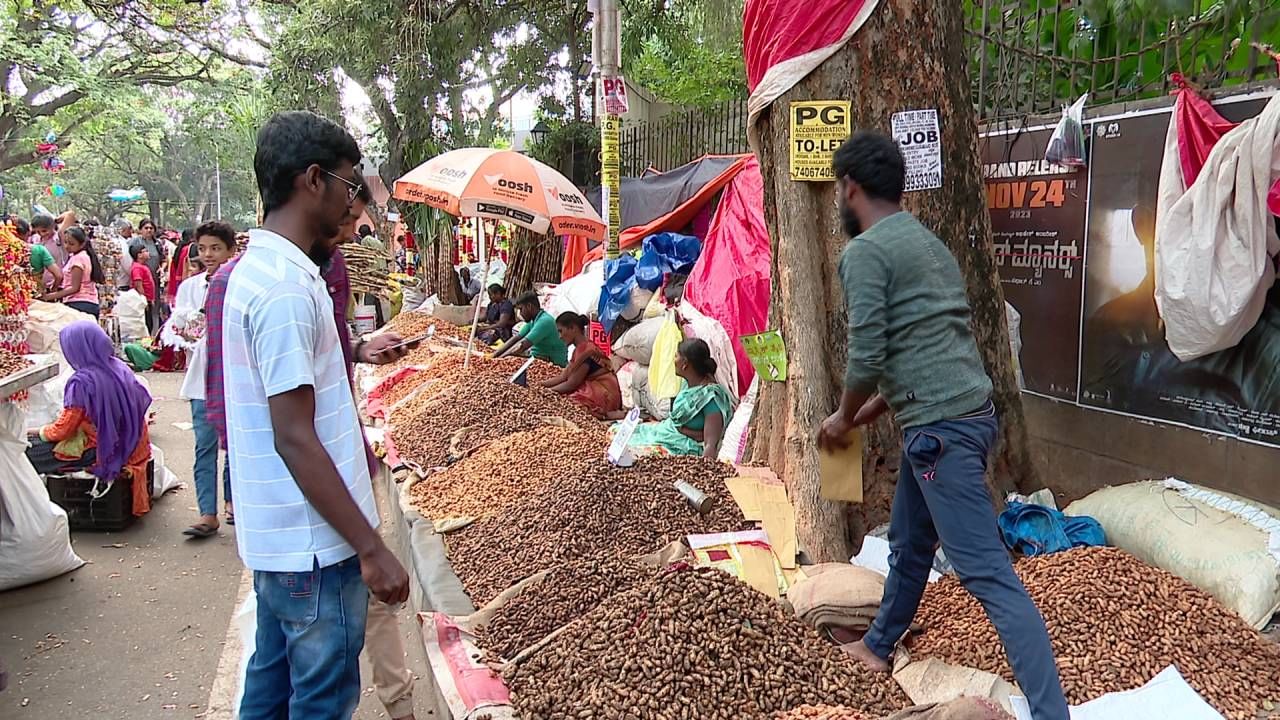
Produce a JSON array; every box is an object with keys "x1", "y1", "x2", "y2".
[
  {"x1": 774, "y1": 708, "x2": 871, "y2": 720},
  {"x1": 378, "y1": 370, "x2": 438, "y2": 409},
  {"x1": 408, "y1": 426, "x2": 605, "y2": 522},
  {"x1": 387, "y1": 367, "x2": 600, "y2": 468},
  {"x1": 505, "y1": 567, "x2": 911, "y2": 719},
  {"x1": 0, "y1": 348, "x2": 31, "y2": 379},
  {"x1": 907, "y1": 547, "x2": 1280, "y2": 719},
  {"x1": 444, "y1": 455, "x2": 748, "y2": 605},
  {"x1": 476, "y1": 552, "x2": 655, "y2": 659}
]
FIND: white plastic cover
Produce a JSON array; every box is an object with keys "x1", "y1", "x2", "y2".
[
  {"x1": 1155, "y1": 93, "x2": 1280, "y2": 361},
  {"x1": 0, "y1": 403, "x2": 85, "y2": 591}
]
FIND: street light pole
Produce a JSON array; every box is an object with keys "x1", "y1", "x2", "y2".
[
  {"x1": 215, "y1": 155, "x2": 223, "y2": 220},
  {"x1": 594, "y1": 0, "x2": 621, "y2": 260}
]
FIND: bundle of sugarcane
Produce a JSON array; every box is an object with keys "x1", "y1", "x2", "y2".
[
  {"x1": 504, "y1": 227, "x2": 562, "y2": 296},
  {"x1": 341, "y1": 243, "x2": 393, "y2": 299}
]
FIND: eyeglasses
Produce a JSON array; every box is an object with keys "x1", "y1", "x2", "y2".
[{"x1": 320, "y1": 168, "x2": 361, "y2": 205}]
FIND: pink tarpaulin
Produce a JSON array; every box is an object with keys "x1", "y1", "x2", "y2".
[
  {"x1": 684, "y1": 156, "x2": 771, "y2": 395},
  {"x1": 744, "y1": 0, "x2": 880, "y2": 130}
]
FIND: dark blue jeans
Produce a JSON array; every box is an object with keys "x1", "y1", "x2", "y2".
[
  {"x1": 863, "y1": 402, "x2": 1070, "y2": 720},
  {"x1": 190, "y1": 400, "x2": 230, "y2": 517},
  {"x1": 241, "y1": 557, "x2": 370, "y2": 720}
]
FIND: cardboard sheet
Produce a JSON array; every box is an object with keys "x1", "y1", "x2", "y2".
[{"x1": 761, "y1": 498, "x2": 798, "y2": 569}]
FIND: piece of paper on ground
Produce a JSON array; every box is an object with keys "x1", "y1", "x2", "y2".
[{"x1": 1010, "y1": 666, "x2": 1224, "y2": 720}]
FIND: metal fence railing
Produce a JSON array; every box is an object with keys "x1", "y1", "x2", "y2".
[
  {"x1": 618, "y1": 99, "x2": 749, "y2": 176},
  {"x1": 965, "y1": 0, "x2": 1279, "y2": 122},
  {"x1": 607, "y1": 3, "x2": 1279, "y2": 174}
]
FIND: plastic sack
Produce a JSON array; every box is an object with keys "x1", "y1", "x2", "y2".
[
  {"x1": 613, "y1": 316, "x2": 665, "y2": 365},
  {"x1": 647, "y1": 311, "x2": 684, "y2": 399},
  {"x1": 116, "y1": 289, "x2": 149, "y2": 342},
  {"x1": 149, "y1": 444, "x2": 183, "y2": 498},
  {"x1": 620, "y1": 286, "x2": 654, "y2": 323},
  {"x1": 997, "y1": 501, "x2": 1105, "y2": 557},
  {"x1": 631, "y1": 364, "x2": 672, "y2": 419},
  {"x1": 1045, "y1": 93, "x2": 1087, "y2": 168},
  {"x1": 1065, "y1": 479, "x2": 1280, "y2": 628},
  {"x1": 635, "y1": 233, "x2": 701, "y2": 292},
  {"x1": 717, "y1": 375, "x2": 759, "y2": 464},
  {"x1": 597, "y1": 254, "x2": 639, "y2": 333},
  {"x1": 679, "y1": 303, "x2": 740, "y2": 400},
  {"x1": 545, "y1": 260, "x2": 604, "y2": 319},
  {"x1": 0, "y1": 403, "x2": 85, "y2": 591}
]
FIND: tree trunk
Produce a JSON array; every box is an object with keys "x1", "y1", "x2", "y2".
[{"x1": 749, "y1": 1, "x2": 1035, "y2": 563}]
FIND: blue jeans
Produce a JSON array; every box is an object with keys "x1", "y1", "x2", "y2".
[
  {"x1": 241, "y1": 557, "x2": 370, "y2": 720},
  {"x1": 190, "y1": 400, "x2": 230, "y2": 517},
  {"x1": 863, "y1": 402, "x2": 1070, "y2": 720}
]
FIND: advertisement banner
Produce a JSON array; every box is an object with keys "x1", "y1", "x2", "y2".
[
  {"x1": 981, "y1": 127, "x2": 1087, "y2": 400},
  {"x1": 1079, "y1": 97, "x2": 1280, "y2": 445}
]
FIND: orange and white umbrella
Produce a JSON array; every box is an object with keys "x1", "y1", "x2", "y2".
[{"x1": 392, "y1": 148, "x2": 605, "y2": 241}]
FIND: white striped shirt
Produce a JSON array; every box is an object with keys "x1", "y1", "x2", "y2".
[{"x1": 222, "y1": 229, "x2": 378, "y2": 572}]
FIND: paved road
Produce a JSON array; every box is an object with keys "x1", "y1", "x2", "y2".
[{"x1": 0, "y1": 371, "x2": 432, "y2": 720}]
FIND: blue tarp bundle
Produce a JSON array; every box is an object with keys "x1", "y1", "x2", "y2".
[
  {"x1": 998, "y1": 501, "x2": 1106, "y2": 557},
  {"x1": 597, "y1": 255, "x2": 639, "y2": 333},
  {"x1": 597, "y1": 233, "x2": 702, "y2": 333},
  {"x1": 635, "y1": 233, "x2": 701, "y2": 291}
]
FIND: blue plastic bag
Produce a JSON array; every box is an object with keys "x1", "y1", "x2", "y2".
[
  {"x1": 597, "y1": 254, "x2": 639, "y2": 333},
  {"x1": 998, "y1": 501, "x2": 1106, "y2": 557},
  {"x1": 635, "y1": 233, "x2": 701, "y2": 292}
]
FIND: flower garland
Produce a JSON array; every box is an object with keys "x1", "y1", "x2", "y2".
[{"x1": 0, "y1": 223, "x2": 34, "y2": 354}]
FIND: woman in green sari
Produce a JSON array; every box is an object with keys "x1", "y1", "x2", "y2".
[{"x1": 622, "y1": 338, "x2": 734, "y2": 459}]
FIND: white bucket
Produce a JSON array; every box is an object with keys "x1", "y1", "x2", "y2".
[{"x1": 354, "y1": 305, "x2": 376, "y2": 335}]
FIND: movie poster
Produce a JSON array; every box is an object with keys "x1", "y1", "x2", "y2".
[
  {"x1": 1079, "y1": 97, "x2": 1280, "y2": 445},
  {"x1": 981, "y1": 128, "x2": 1088, "y2": 401}
]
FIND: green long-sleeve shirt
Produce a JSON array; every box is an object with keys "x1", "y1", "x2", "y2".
[{"x1": 838, "y1": 211, "x2": 992, "y2": 429}]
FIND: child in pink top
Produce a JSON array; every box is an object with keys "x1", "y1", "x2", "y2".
[{"x1": 41, "y1": 227, "x2": 103, "y2": 318}]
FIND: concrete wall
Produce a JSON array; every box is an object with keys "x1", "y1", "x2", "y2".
[{"x1": 1023, "y1": 394, "x2": 1280, "y2": 508}]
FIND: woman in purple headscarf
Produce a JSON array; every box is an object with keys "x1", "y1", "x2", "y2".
[{"x1": 26, "y1": 321, "x2": 154, "y2": 516}]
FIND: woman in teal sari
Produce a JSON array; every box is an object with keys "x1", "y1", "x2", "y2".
[{"x1": 622, "y1": 338, "x2": 734, "y2": 459}]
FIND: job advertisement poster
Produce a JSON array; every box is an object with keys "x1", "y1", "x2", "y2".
[
  {"x1": 981, "y1": 127, "x2": 1087, "y2": 401},
  {"x1": 1079, "y1": 97, "x2": 1280, "y2": 445}
]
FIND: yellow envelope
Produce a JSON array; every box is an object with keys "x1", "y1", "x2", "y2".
[{"x1": 819, "y1": 430, "x2": 864, "y2": 503}]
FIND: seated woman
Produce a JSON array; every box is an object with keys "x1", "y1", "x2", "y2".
[
  {"x1": 619, "y1": 338, "x2": 734, "y2": 459},
  {"x1": 475, "y1": 283, "x2": 516, "y2": 345},
  {"x1": 26, "y1": 321, "x2": 154, "y2": 517},
  {"x1": 541, "y1": 312, "x2": 622, "y2": 418}
]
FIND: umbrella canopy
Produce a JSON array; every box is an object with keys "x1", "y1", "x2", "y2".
[{"x1": 393, "y1": 147, "x2": 605, "y2": 240}]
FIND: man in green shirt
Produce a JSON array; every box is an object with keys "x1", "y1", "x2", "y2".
[
  {"x1": 494, "y1": 291, "x2": 568, "y2": 367},
  {"x1": 817, "y1": 132, "x2": 1067, "y2": 720}
]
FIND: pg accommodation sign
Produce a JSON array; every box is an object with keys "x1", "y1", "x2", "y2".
[{"x1": 789, "y1": 100, "x2": 851, "y2": 181}]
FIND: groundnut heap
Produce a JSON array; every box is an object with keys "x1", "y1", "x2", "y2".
[
  {"x1": 908, "y1": 546, "x2": 1280, "y2": 720},
  {"x1": 505, "y1": 567, "x2": 911, "y2": 720}
]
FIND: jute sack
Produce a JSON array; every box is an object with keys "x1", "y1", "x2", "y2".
[{"x1": 1065, "y1": 479, "x2": 1280, "y2": 628}]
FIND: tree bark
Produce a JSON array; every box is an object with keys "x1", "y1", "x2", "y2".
[{"x1": 749, "y1": 0, "x2": 1035, "y2": 563}]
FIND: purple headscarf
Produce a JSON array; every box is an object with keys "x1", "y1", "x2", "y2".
[{"x1": 60, "y1": 321, "x2": 152, "y2": 479}]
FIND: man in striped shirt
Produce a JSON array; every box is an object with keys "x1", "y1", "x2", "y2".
[{"x1": 224, "y1": 111, "x2": 410, "y2": 720}]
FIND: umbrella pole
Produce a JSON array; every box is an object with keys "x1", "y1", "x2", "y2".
[{"x1": 463, "y1": 218, "x2": 489, "y2": 370}]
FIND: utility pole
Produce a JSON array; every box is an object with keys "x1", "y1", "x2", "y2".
[
  {"x1": 215, "y1": 155, "x2": 223, "y2": 220},
  {"x1": 592, "y1": 0, "x2": 622, "y2": 259}
]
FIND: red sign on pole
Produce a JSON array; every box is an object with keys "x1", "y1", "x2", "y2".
[{"x1": 603, "y1": 76, "x2": 630, "y2": 116}]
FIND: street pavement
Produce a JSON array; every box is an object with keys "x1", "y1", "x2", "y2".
[{"x1": 0, "y1": 371, "x2": 432, "y2": 720}]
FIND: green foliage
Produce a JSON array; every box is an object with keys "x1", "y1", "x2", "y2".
[
  {"x1": 965, "y1": 0, "x2": 1280, "y2": 117},
  {"x1": 622, "y1": 0, "x2": 747, "y2": 108},
  {"x1": 0, "y1": 0, "x2": 243, "y2": 171},
  {"x1": 527, "y1": 119, "x2": 600, "y2": 187}
]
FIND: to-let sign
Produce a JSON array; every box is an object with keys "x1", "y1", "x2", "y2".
[
  {"x1": 603, "y1": 76, "x2": 630, "y2": 116},
  {"x1": 789, "y1": 100, "x2": 851, "y2": 182}
]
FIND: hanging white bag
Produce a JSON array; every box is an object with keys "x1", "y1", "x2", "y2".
[{"x1": 0, "y1": 403, "x2": 85, "y2": 591}]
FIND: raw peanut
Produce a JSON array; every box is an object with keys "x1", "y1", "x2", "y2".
[
  {"x1": 505, "y1": 568, "x2": 910, "y2": 719},
  {"x1": 907, "y1": 547, "x2": 1280, "y2": 720},
  {"x1": 0, "y1": 347, "x2": 32, "y2": 379}
]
